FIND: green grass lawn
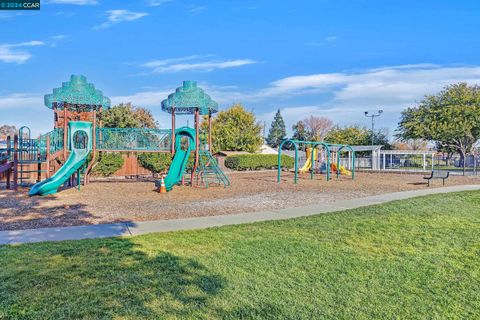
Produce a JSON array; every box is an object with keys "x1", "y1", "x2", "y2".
[{"x1": 1, "y1": 192, "x2": 480, "y2": 319}]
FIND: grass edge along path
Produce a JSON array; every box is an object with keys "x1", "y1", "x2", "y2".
[{"x1": 1, "y1": 190, "x2": 480, "y2": 319}]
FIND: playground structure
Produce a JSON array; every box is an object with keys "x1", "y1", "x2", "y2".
[
  {"x1": 0, "y1": 75, "x2": 229, "y2": 195},
  {"x1": 277, "y1": 139, "x2": 356, "y2": 184}
]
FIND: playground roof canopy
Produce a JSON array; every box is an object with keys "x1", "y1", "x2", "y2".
[
  {"x1": 44, "y1": 75, "x2": 111, "y2": 110},
  {"x1": 161, "y1": 81, "x2": 218, "y2": 115}
]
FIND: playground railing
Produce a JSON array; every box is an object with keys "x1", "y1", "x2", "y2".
[
  {"x1": 96, "y1": 128, "x2": 172, "y2": 151},
  {"x1": 38, "y1": 128, "x2": 64, "y2": 156},
  {"x1": 0, "y1": 139, "x2": 11, "y2": 162}
]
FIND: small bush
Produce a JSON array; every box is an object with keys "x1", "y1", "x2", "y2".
[
  {"x1": 138, "y1": 153, "x2": 172, "y2": 175},
  {"x1": 94, "y1": 153, "x2": 124, "y2": 176},
  {"x1": 224, "y1": 154, "x2": 294, "y2": 171}
]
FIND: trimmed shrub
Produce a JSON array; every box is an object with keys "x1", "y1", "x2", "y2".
[
  {"x1": 224, "y1": 154, "x2": 294, "y2": 171},
  {"x1": 93, "y1": 153, "x2": 124, "y2": 176},
  {"x1": 138, "y1": 153, "x2": 172, "y2": 175}
]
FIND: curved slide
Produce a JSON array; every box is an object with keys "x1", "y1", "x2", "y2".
[
  {"x1": 159, "y1": 127, "x2": 196, "y2": 191},
  {"x1": 29, "y1": 121, "x2": 92, "y2": 196}
]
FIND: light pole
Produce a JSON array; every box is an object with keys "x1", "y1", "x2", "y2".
[{"x1": 364, "y1": 110, "x2": 383, "y2": 147}]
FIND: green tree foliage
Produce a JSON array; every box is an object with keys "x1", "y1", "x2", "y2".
[
  {"x1": 93, "y1": 153, "x2": 124, "y2": 176},
  {"x1": 210, "y1": 104, "x2": 263, "y2": 153},
  {"x1": 326, "y1": 126, "x2": 391, "y2": 148},
  {"x1": 266, "y1": 109, "x2": 287, "y2": 148},
  {"x1": 102, "y1": 103, "x2": 158, "y2": 128},
  {"x1": 397, "y1": 83, "x2": 480, "y2": 170},
  {"x1": 325, "y1": 125, "x2": 369, "y2": 145},
  {"x1": 368, "y1": 129, "x2": 392, "y2": 149},
  {"x1": 137, "y1": 153, "x2": 172, "y2": 176}
]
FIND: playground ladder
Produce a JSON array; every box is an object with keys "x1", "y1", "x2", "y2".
[
  {"x1": 18, "y1": 137, "x2": 47, "y2": 186},
  {"x1": 198, "y1": 150, "x2": 230, "y2": 188}
]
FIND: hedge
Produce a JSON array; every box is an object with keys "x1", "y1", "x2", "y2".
[
  {"x1": 138, "y1": 153, "x2": 172, "y2": 175},
  {"x1": 93, "y1": 153, "x2": 124, "y2": 176},
  {"x1": 224, "y1": 154, "x2": 294, "y2": 171}
]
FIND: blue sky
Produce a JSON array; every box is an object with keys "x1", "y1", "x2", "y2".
[{"x1": 1, "y1": 0, "x2": 480, "y2": 137}]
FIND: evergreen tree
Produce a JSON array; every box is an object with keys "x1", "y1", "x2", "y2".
[{"x1": 266, "y1": 109, "x2": 286, "y2": 147}]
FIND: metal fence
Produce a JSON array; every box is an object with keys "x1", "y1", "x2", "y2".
[{"x1": 338, "y1": 154, "x2": 479, "y2": 175}]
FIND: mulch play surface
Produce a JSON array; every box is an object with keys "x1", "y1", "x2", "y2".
[{"x1": 1, "y1": 171, "x2": 479, "y2": 231}]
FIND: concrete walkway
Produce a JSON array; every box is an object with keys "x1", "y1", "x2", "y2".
[{"x1": 2, "y1": 184, "x2": 480, "y2": 245}]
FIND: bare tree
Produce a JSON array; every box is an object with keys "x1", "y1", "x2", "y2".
[
  {"x1": 393, "y1": 139, "x2": 428, "y2": 150},
  {"x1": 303, "y1": 116, "x2": 333, "y2": 141},
  {"x1": 407, "y1": 139, "x2": 428, "y2": 150},
  {"x1": 0, "y1": 125, "x2": 17, "y2": 140}
]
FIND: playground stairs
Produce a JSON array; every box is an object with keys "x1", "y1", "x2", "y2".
[{"x1": 198, "y1": 149, "x2": 230, "y2": 188}]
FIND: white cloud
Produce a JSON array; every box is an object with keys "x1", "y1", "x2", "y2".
[
  {"x1": 95, "y1": 9, "x2": 148, "y2": 29},
  {"x1": 0, "y1": 93, "x2": 51, "y2": 136},
  {"x1": 0, "y1": 11, "x2": 39, "y2": 19},
  {"x1": 305, "y1": 36, "x2": 337, "y2": 47},
  {"x1": 141, "y1": 55, "x2": 205, "y2": 68},
  {"x1": 148, "y1": 0, "x2": 174, "y2": 6},
  {"x1": 187, "y1": 4, "x2": 205, "y2": 14},
  {"x1": 110, "y1": 89, "x2": 174, "y2": 127},
  {"x1": 0, "y1": 93, "x2": 43, "y2": 110},
  {"x1": 197, "y1": 64, "x2": 480, "y2": 133},
  {"x1": 142, "y1": 55, "x2": 257, "y2": 73},
  {"x1": 101, "y1": 64, "x2": 480, "y2": 136},
  {"x1": 0, "y1": 41, "x2": 45, "y2": 64},
  {"x1": 111, "y1": 90, "x2": 170, "y2": 108},
  {"x1": 51, "y1": 34, "x2": 67, "y2": 40},
  {"x1": 47, "y1": 0, "x2": 97, "y2": 4}
]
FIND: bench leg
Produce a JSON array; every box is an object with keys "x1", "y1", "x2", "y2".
[
  {"x1": 443, "y1": 178, "x2": 445, "y2": 186},
  {"x1": 427, "y1": 179, "x2": 430, "y2": 187}
]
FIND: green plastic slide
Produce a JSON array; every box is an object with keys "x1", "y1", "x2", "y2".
[
  {"x1": 29, "y1": 121, "x2": 92, "y2": 196},
  {"x1": 162, "y1": 127, "x2": 195, "y2": 191}
]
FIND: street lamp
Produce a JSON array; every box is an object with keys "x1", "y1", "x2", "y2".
[{"x1": 364, "y1": 109, "x2": 383, "y2": 147}]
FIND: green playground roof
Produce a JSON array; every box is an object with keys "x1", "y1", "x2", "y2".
[
  {"x1": 44, "y1": 75, "x2": 111, "y2": 110},
  {"x1": 161, "y1": 81, "x2": 218, "y2": 115}
]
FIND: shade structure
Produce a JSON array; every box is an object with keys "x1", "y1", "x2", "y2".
[
  {"x1": 44, "y1": 75, "x2": 111, "y2": 110},
  {"x1": 161, "y1": 80, "x2": 218, "y2": 115}
]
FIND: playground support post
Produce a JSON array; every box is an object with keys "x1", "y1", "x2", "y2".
[
  {"x1": 171, "y1": 107, "x2": 176, "y2": 156},
  {"x1": 191, "y1": 107, "x2": 200, "y2": 187},
  {"x1": 46, "y1": 135, "x2": 51, "y2": 179},
  {"x1": 84, "y1": 107, "x2": 97, "y2": 185},
  {"x1": 208, "y1": 110, "x2": 212, "y2": 152},
  {"x1": 6, "y1": 136, "x2": 11, "y2": 189},
  {"x1": 63, "y1": 102, "x2": 68, "y2": 160},
  {"x1": 37, "y1": 135, "x2": 41, "y2": 182},
  {"x1": 98, "y1": 106, "x2": 103, "y2": 143},
  {"x1": 13, "y1": 135, "x2": 18, "y2": 191}
]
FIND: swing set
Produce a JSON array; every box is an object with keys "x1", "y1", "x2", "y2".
[{"x1": 277, "y1": 139, "x2": 356, "y2": 184}]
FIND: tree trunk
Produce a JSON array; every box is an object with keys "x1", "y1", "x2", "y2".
[{"x1": 459, "y1": 150, "x2": 466, "y2": 176}]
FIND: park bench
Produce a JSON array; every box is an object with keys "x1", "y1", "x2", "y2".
[{"x1": 424, "y1": 170, "x2": 449, "y2": 187}]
